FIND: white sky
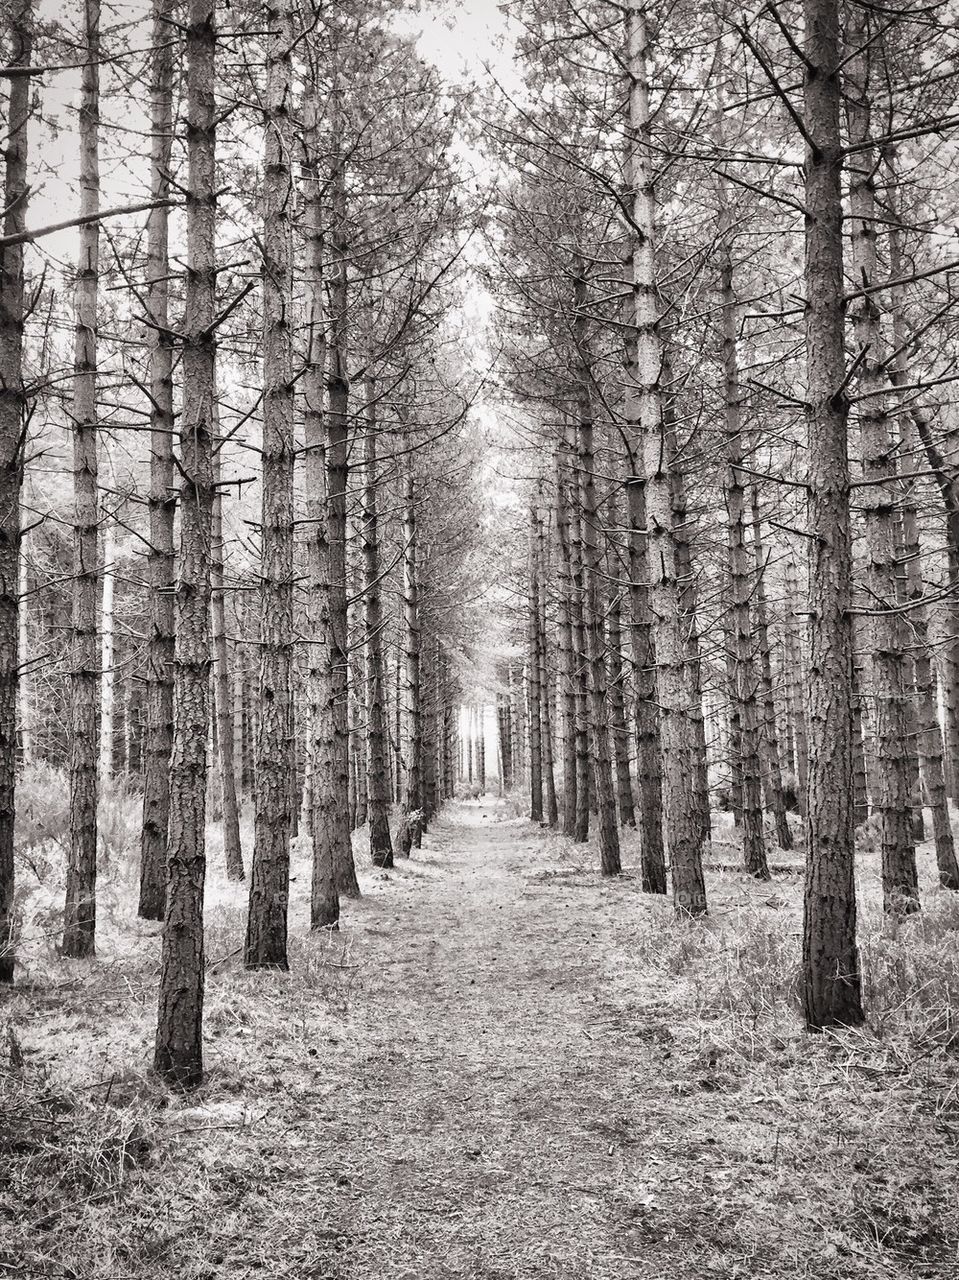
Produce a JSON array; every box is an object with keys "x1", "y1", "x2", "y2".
[{"x1": 406, "y1": 0, "x2": 523, "y2": 96}]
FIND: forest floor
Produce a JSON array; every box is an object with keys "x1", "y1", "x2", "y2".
[{"x1": 3, "y1": 800, "x2": 959, "y2": 1279}]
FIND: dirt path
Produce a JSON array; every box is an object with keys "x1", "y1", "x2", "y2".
[
  {"x1": 187, "y1": 799, "x2": 693, "y2": 1280},
  {"x1": 318, "y1": 801, "x2": 654, "y2": 1278},
  {"x1": 9, "y1": 800, "x2": 956, "y2": 1279}
]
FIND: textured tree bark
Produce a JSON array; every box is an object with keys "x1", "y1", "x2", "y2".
[
  {"x1": 627, "y1": 0, "x2": 704, "y2": 914},
  {"x1": 443, "y1": 670, "x2": 457, "y2": 801},
  {"x1": 850, "y1": 652, "x2": 870, "y2": 821},
  {"x1": 606, "y1": 577, "x2": 635, "y2": 829},
  {"x1": 63, "y1": 0, "x2": 101, "y2": 960},
  {"x1": 239, "y1": 591, "x2": 256, "y2": 797},
  {"x1": 99, "y1": 519, "x2": 114, "y2": 782},
  {"x1": 527, "y1": 502, "x2": 544, "y2": 823},
  {"x1": 718, "y1": 173, "x2": 767, "y2": 878},
  {"x1": 722, "y1": 619, "x2": 744, "y2": 827},
  {"x1": 232, "y1": 635, "x2": 245, "y2": 796},
  {"x1": 211, "y1": 468, "x2": 243, "y2": 882},
  {"x1": 574, "y1": 351, "x2": 621, "y2": 876},
  {"x1": 509, "y1": 658, "x2": 526, "y2": 788},
  {"x1": 801, "y1": 0, "x2": 864, "y2": 1030},
  {"x1": 604, "y1": 489, "x2": 635, "y2": 829},
  {"x1": 0, "y1": 0, "x2": 31, "y2": 983},
  {"x1": 553, "y1": 454, "x2": 578, "y2": 835},
  {"x1": 749, "y1": 490, "x2": 794, "y2": 852},
  {"x1": 351, "y1": 649, "x2": 369, "y2": 830},
  {"x1": 899, "y1": 482, "x2": 959, "y2": 886},
  {"x1": 624, "y1": 472, "x2": 666, "y2": 893},
  {"x1": 421, "y1": 638, "x2": 440, "y2": 823},
  {"x1": 663, "y1": 367, "x2": 711, "y2": 847},
  {"x1": 477, "y1": 704, "x2": 488, "y2": 794},
  {"x1": 17, "y1": 553, "x2": 31, "y2": 767},
  {"x1": 566, "y1": 453, "x2": 591, "y2": 843},
  {"x1": 154, "y1": 0, "x2": 217, "y2": 1087},
  {"x1": 397, "y1": 468, "x2": 422, "y2": 857},
  {"x1": 783, "y1": 558, "x2": 809, "y2": 813},
  {"x1": 245, "y1": 0, "x2": 295, "y2": 970},
  {"x1": 844, "y1": 8, "x2": 917, "y2": 915},
  {"x1": 535, "y1": 493, "x2": 558, "y2": 827},
  {"x1": 906, "y1": 406, "x2": 959, "y2": 802},
  {"x1": 362, "y1": 392, "x2": 394, "y2": 869},
  {"x1": 498, "y1": 690, "x2": 513, "y2": 792},
  {"x1": 889, "y1": 521, "x2": 923, "y2": 842},
  {"x1": 138, "y1": 0, "x2": 176, "y2": 922},
  {"x1": 324, "y1": 115, "x2": 360, "y2": 898},
  {"x1": 885, "y1": 157, "x2": 958, "y2": 888}
]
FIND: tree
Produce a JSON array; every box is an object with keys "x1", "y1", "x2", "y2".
[
  {"x1": 211, "y1": 445, "x2": 244, "y2": 883},
  {"x1": 246, "y1": 0, "x2": 295, "y2": 971},
  {"x1": 397, "y1": 466, "x2": 423, "y2": 855},
  {"x1": 844, "y1": 6, "x2": 917, "y2": 916},
  {"x1": 800, "y1": 0, "x2": 864, "y2": 1030},
  {"x1": 63, "y1": 0, "x2": 102, "y2": 960},
  {"x1": 627, "y1": 0, "x2": 705, "y2": 915},
  {"x1": 0, "y1": 0, "x2": 32, "y2": 983},
  {"x1": 301, "y1": 79, "x2": 339, "y2": 929},
  {"x1": 154, "y1": 0, "x2": 217, "y2": 1087},
  {"x1": 362, "y1": 387, "x2": 393, "y2": 869},
  {"x1": 321, "y1": 86, "x2": 360, "y2": 899}
]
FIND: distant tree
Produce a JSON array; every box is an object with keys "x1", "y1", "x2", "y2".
[
  {"x1": 63, "y1": 0, "x2": 102, "y2": 959},
  {"x1": 246, "y1": 0, "x2": 296, "y2": 971},
  {"x1": 0, "y1": 0, "x2": 33, "y2": 983},
  {"x1": 154, "y1": 0, "x2": 217, "y2": 1087}
]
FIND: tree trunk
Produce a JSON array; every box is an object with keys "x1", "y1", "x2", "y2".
[
  {"x1": 624, "y1": 471, "x2": 666, "y2": 893},
  {"x1": 527, "y1": 502, "x2": 544, "y2": 822},
  {"x1": 323, "y1": 115, "x2": 359, "y2": 897},
  {"x1": 363, "y1": 390, "x2": 393, "y2": 868},
  {"x1": 398, "y1": 468, "x2": 422, "y2": 856},
  {"x1": 64, "y1": 0, "x2": 101, "y2": 960},
  {"x1": 885, "y1": 153, "x2": 958, "y2": 889},
  {"x1": 17, "y1": 552, "x2": 31, "y2": 767},
  {"x1": 479, "y1": 706, "x2": 489, "y2": 796},
  {"x1": 663, "y1": 364, "x2": 711, "y2": 847},
  {"x1": 535, "y1": 493, "x2": 557, "y2": 826},
  {"x1": 606, "y1": 494, "x2": 635, "y2": 829},
  {"x1": 154, "y1": 0, "x2": 217, "y2": 1087},
  {"x1": 0, "y1": 0, "x2": 32, "y2": 983},
  {"x1": 783, "y1": 558, "x2": 809, "y2": 813},
  {"x1": 844, "y1": 8, "x2": 918, "y2": 915},
  {"x1": 139, "y1": 0, "x2": 176, "y2": 921},
  {"x1": 99, "y1": 518, "x2": 114, "y2": 782},
  {"x1": 801, "y1": 0, "x2": 864, "y2": 1030},
  {"x1": 245, "y1": 0, "x2": 295, "y2": 969},
  {"x1": 749, "y1": 489, "x2": 794, "y2": 851},
  {"x1": 566, "y1": 452, "x2": 591, "y2": 842},
  {"x1": 627, "y1": 0, "x2": 704, "y2": 913},
  {"x1": 509, "y1": 657, "x2": 526, "y2": 788},
  {"x1": 722, "y1": 619, "x2": 745, "y2": 827},
  {"x1": 554, "y1": 455, "x2": 578, "y2": 835},
  {"x1": 718, "y1": 170, "x2": 767, "y2": 878},
  {"x1": 573, "y1": 336, "x2": 621, "y2": 877},
  {"x1": 211, "y1": 471, "x2": 243, "y2": 882}
]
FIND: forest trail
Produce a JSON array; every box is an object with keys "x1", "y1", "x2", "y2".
[
  {"x1": 138, "y1": 797, "x2": 727, "y2": 1280},
  {"x1": 11, "y1": 802, "x2": 955, "y2": 1279},
  {"x1": 279, "y1": 799, "x2": 697, "y2": 1280},
  {"x1": 167, "y1": 799, "x2": 811, "y2": 1280}
]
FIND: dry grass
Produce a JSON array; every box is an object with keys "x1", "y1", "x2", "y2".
[{"x1": 2, "y1": 787, "x2": 958, "y2": 1278}]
